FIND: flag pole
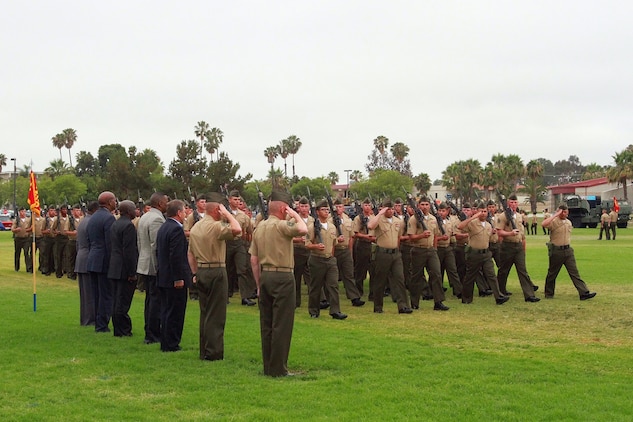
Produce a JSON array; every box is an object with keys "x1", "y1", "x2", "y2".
[
  {"x1": 27, "y1": 166, "x2": 40, "y2": 312},
  {"x1": 32, "y1": 215, "x2": 37, "y2": 312}
]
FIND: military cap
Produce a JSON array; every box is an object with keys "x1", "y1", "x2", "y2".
[
  {"x1": 363, "y1": 198, "x2": 371, "y2": 204},
  {"x1": 508, "y1": 194, "x2": 518, "y2": 201},
  {"x1": 419, "y1": 196, "x2": 431, "y2": 204},
  {"x1": 206, "y1": 192, "x2": 226, "y2": 204},
  {"x1": 486, "y1": 200, "x2": 495, "y2": 206},
  {"x1": 381, "y1": 198, "x2": 393, "y2": 208},
  {"x1": 394, "y1": 197, "x2": 403, "y2": 204},
  {"x1": 462, "y1": 202, "x2": 472, "y2": 209},
  {"x1": 333, "y1": 198, "x2": 343, "y2": 205},
  {"x1": 196, "y1": 194, "x2": 207, "y2": 201},
  {"x1": 270, "y1": 190, "x2": 293, "y2": 206},
  {"x1": 315, "y1": 199, "x2": 329, "y2": 209},
  {"x1": 72, "y1": 203, "x2": 82, "y2": 209},
  {"x1": 299, "y1": 196, "x2": 309, "y2": 205},
  {"x1": 438, "y1": 202, "x2": 448, "y2": 210}
]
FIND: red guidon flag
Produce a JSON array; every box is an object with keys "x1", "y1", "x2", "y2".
[
  {"x1": 613, "y1": 197, "x2": 620, "y2": 213},
  {"x1": 27, "y1": 170, "x2": 41, "y2": 217}
]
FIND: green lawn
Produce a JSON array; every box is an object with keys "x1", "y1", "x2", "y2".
[{"x1": 1, "y1": 228, "x2": 632, "y2": 421}]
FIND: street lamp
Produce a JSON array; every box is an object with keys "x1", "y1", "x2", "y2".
[
  {"x1": 10, "y1": 158, "x2": 16, "y2": 217},
  {"x1": 344, "y1": 169, "x2": 352, "y2": 198}
]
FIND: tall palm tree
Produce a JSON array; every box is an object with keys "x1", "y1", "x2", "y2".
[
  {"x1": 373, "y1": 135, "x2": 389, "y2": 154},
  {"x1": 267, "y1": 167, "x2": 285, "y2": 190},
  {"x1": 204, "y1": 127, "x2": 223, "y2": 162},
  {"x1": 286, "y1": 135, "x2": 302, "y2": 178},
  {"x1": 607, "y1": 146, "x2": 633, "y2": 200},
  {"x1": 0, "y1": 153, "x2": 6, "y2": 173},
  {"x1": 582, "y1": 163, "x2": 606, "y2": 180},
  {"x1": 413, "y1": 172, "x2": 431, "y2": 195},
  {"x1": 62, "y1": 128, "x2": 77, "y2": 167},
  {"x1": 523, "y1": 159, "x2": 545, "y2": 212},
  {"x1": 52, "y1": 133, "x2": 65, "y2": 161},
  {"x1": 327, "y1": 171, "x2": 339, "y2": 185},
  {"x1": 390, "y1": 142, "x2": 410, "y2": 163},
  {"x1": 264, "y1": 146, "x2": 278, "y2": 171},
  {"x1": 277, "y1": 138, "x2": 291, "y2": 176},
  {"x1": 194, "y1": 121, "x2": 210, "y2": 159}
]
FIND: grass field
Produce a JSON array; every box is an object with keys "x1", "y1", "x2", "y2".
[{"x1": 1, "y1": 227, "x2": 632, "y2": 421}]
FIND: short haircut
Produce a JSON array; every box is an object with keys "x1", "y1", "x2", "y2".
[
  {"x1": 150, "y1": 192, "x2": 166, "y2": 207},
  {"x1": 165, "y1": 199, "x2": 184, "y2": 217}
]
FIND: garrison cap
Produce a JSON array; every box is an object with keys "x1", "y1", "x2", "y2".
[
  {"x1": 438, "y1": 202, "x2": 448, "y2": 210},
  {"x1": 333, "y1": 198, "x2": 343, "y2": 205},
  {"x1": 229, "y1": 190, "x2": 240, "y2": 198},
  {"x1": 316, "y1": 199, "x2": 329, "y2": 209},
  {"x1": 299, "y1": 196, "x2": 309, "y2": 205},
  {"x1": 486, "y1": 200, "x2": 495, "y2": 206},
  {"x1": 381, "y1": 198, "x2": 393, "y2": 208},
  {"x1": 462, "y1": 202, "x2": 472, "y2": 209},
  {"x1": 270, "y1": 190, "x2": 293, "y2": 206},
  {"x1": 196, "y1": 194, "x2": 207, "y2": 201},
  {"x1": 363, "y1": 197, "x2": 371, "y2": 204},
  {"x1": 206, "y1": 192, "x2": 226, "y2": 204},
  {"x1": 394, "y1": 197, "x2": 403, "y2": 204},
  {"x1": 508, "y1": 194, "x2": 518, "y2": 201},
  {"x1": 419, "y1": 196, "x2": 431, "y2": 204}
]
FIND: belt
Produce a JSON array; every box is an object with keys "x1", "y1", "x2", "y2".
[
  {"x1": 198, "y1": 262, "x2": 226, "y2": 268},
  {"x1": 411, "y1": 245, "x2": 434, "y2": 249},
  {"x1": 262, "y1": 266, "x2": 293, "y2": 273},
  {"x1": 471, "y1": 248, "x2": 489, "y2": 254},
  {"x1": 376, "y1": 246, "x2": 398, "y2": 254},
  {"x1": 554, "y1": 245, "x2": 570, "y2": 250}
]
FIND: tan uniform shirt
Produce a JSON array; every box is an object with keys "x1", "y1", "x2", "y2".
[
  {"x1": 332, "y1": 213, "x2": 353, "y2": 249},
  {"x1": 231, "y1": 209, "x2": 252, "y2": 240},
  {"x1": 12, "y1": 217, "x2": 31, "y2": 238},
  {"x1": 353, "y1": 214, "x2": 374, "y2": 236},
  {"x1": 407, "y1": 213, "x2": 439, "y2": 248},
  {"x1": 249, "y1": 215, "x2": 302, "y2": 268},
  {"x1": 600, "y1": 212, "x2": 610, "y2": 226},
  {"x1": 373, "y1": 215, "x2": 405, "y2": 249},
  {"x1": 183, "y1": 211, "x2": 205, "y2": 232},
  {"x1": 188, "y1": 215, "x2": 234, "y2": 264},
  {"x1": 67, "y1": 215, "x2": 81, "y2": 240},
  {"x1": 609, "y1": 210, "x2": 618, "y2": 223},
  {"x1": 437, "y1": 217, "x2": 454, "y2": 247},
  {"x1": 496, "y1": 211, "x2": 524, "y2": 243},
  {"x1": 32, "y1": 216, "x2": 45, "y2": 237},
  {"x1": 462, "y1": 219, "x2": 493, "y2": 250},
  {"x1": 306, "y1": 219, "x2": 338, "y2": 258},
  {"x1": 549, "y1": 217, "x2": 572, "y2": 246}
]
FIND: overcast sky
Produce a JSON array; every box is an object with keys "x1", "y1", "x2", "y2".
[{"x1": 2, "y1": 1, "x2": 632, "y2": 183}]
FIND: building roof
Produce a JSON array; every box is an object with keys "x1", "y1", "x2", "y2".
[{"x1": 548, "y1": 177, "x2": 609, "y2": 195}]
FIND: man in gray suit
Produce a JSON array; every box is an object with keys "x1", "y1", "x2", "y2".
[
  {"x1": 137, "y1": 192, "x2": 167, "y2": 344},
  {"x1": 74, "y1": 201, "x2": 99, "y2": 326}
]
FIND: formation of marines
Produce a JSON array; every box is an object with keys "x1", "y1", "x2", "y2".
[{"x1": 9, "y1": 189, "x2": 598, "y2": 377}]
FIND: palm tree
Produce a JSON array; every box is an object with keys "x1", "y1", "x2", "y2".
[
  {"x1": 327, "y1": 171, "x2": 339, "y2": 185},
  {"x1": 413, "y1": 172, "x2": 431, "y2": 195},
  {"x1": 44, "y1": 159, "x2": 70, "y2": 181},
  {"x1": 62, "y1": 128, "x2": 77, "y2": 167},
  {"x1": 350, "y1": 170, "x2": 364, "y2": 183},
  {"x1": 582, "y1": 163, "x2": 606, "y2": 180},
  {"x1": 607, "y1": 146, "x2": 633, "y2": 200},
  {"x1": 264, "y1": 146, "x2": 279, "y2": 171},
  {"x1": 52, "y1": 133, "x2": 65, "y2": 161},
  {"x1": 390, "y1": 142, "x2": 410, "y2": 163},
  {"x1": 204, "y1": 127, "x2": 223, "y2": 162},
  {"x1": 267, "y1": 167, "x2": 285, "y2": 190},
  {"x1": 373, "y1": 135, "x2": 389, "y2": 154},
  {"x1": 286, "y1": 135, "x2": 302, "y2": 178},
  {"x1": 0, "y1": 153, "x2": 6, "y2": 173},
  {"x1": 277, "y1": 138, "x2": 291, "y2": 176},
  {"x1": 194, "y1": 121, "x2": 210, "y2": 159},
  {"x1": 523, "y1": 159, "x2": 545, "y2": 212}
]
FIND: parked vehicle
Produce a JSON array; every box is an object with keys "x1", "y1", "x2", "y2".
[{"x1": 564, "y1": 195, "x2": 631, "y2": 228}]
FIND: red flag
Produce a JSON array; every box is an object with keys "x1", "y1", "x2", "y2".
[
  {"x1": 27, "y1": 171, "x2": 41, "y2": 217},
  {"x1": 613, "y1": 197, "x2": 620, "y2": 213}
]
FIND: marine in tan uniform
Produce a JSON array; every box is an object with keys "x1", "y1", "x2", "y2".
[
  {"x1": 495, "y1": 194, "x2": 540, "y2": 302},
  {"x1": 352, "y1": 198, "x2": 376, "y2": 297},
  {"x1": 40, "y1": 207, "x2": 57, "y2": 275},
  {"x1": 52, "y1": 205, "x2": 71, "y2": 278},
  {"x1": 407, "y1": 197, "x2": 449, "y2": 311},
  {"x1": 332, "y1": 199, "x2": 365, "y2": 307},
  {"x1": 292, "y1": 197, "x2": 312, "y2": 307},
  {"x1": 542, "y1": 204, "x2": 597, "y2": 300},
  {"x1": 598, "y1": 208, "x2": 610, "y2": 240},
  {"x1": 305, "y1": 199, "x2": 348, "y2": 319},
  {"x1": 226, "y1": 190, "x2": 257, "y2": 305},
  {"x1": 457, "y1": 203, "x2": 509, "y2": 305},
  {"x1": 183, "y1": 194, "x2": 207, "y2": 300},
  {"x1": 367, "y1": 198, "x2": 412, "y2": 314},
  {"x1": 609, "y1": 208, "x2": 618, "y2": 240},
  {"x1": 31, "y1": 210, "x2": 46, "y2": 273},
  {"x1": 249, "y1": 190, "x2": 307, "y2": 377},
  {"x1": 187, "y1": 192, "x2": 242, "y2": 361},
  {"x1": 64, "y1": 204, "x2": 83, "y2": 280},
  {"x1": 436, "y1": 203, "x2": 462, "y2": 298},
  {"x1": 11, "y1": 207, "x2": 33, "y2": 272}
]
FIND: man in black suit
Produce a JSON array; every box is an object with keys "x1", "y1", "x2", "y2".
[
  {"x1": 86, "y1": 191, "x2": 117, "y2": 333},
  {"x1": 156, "y1": 199, "x2": 191, "y2": 352},
  {"x1": 108, "y1": 200, "x2": 139, "y2": 337},
  {"x1": 75, "y1": 201, "x2": 99, "y2": 326}
]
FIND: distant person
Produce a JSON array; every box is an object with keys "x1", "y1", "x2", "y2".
[
  {"x1": 11, "y1": 207, "x2": 32, "y2": 273},
  {"x1": 541, "y1": 204, "x2": 597, "y2": 301},
  {"x1": 156, "y1": 199, "x2": 191, "y2": 352},
  {"x1": 609, "y1": 207, "x2": 618, "y2": 240},
  {"x1": 542, "y1": 209, "x2": 551, "y2": 235},
  {"x1": 598, "y1": 208, "x2": 610, "y2": 240},
  {"x1": 86, "y1": 191, "x2": 117, "y2": 333},
  {"x1": 530, "y1": 212, "x2": 538, "y2": 235},
  {"x1": 75, "y1": 201, "x2": 99, "y2": 326},
  {"x1": 108, "y1": 200, "x2": 139, "y2": 337}
]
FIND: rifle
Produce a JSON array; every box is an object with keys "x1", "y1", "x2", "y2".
[
  {"x1": 402, "y1": 188, "x2": 428, "y2": 231},
  {"x1": 255, "y1": 183, "x2": 268, "y2": 220},
  {"x1": 306, "y1": 187, "x2": 322, "y2": 243},
  {"x1": 428, "y1": 198, "x2": 446, "y2": 235},
  {"x1": 80, "y1": 197, "x2": 87, "y2": 216},
  {"x1": 367, "y1": 193, "x2": 379, "y2": 215},
  {"x1": 351, "y1": 193, "x2": 369, "y2": 233},
  {"x1": 496, "y1": 191, "x2": 517, "y2": 230},
  {"x1": 188, "y1": 187, "x2": 200, "y2": 223},
  {"x1": 136, "y1": 191, "x2": 144, "y2": 217},
  {"x1": 324, "y1": 186, "x2": 342, "y2": 236},
  {"x1": 447, "y1": 201, "x2": 468, "y2": 222}
]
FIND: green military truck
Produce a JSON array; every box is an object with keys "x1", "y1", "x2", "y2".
[{"x1": 564, "y1": 195, "x2": 631, "y2": 228}]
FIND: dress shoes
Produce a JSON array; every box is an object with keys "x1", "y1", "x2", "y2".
[
  {"x1": 161, "y1": 346, "x2": 182, "y2": 352},
  {"x1": 241, "y1": 298, "x2": 256, "y2": 306},
  {"x1": 479, "y1": 290, "x2": 493, "y2": 297},
  {"x1": 422, "y1": 295, "x2": 434, "y2": 301},
  {"x1": 434, "y1": 302, "x2": 450, "y2": 311},
  {"x1": 496, "y1": 296, "x2": 510, "y2": 305},
  {"x1": 533, "y1": 285, "x2": 539, "y2": 292},
  {"x1": 330, "y1": 312, "x2": 348, "y2": 320},
  {"x1": 319, "y1": 300, "x2": 330, "y2": 310},
  {"x1": 351, "y1": 298, "x2": 366, "y2": 307},
  {"x1": 398, "y1": 307, "x2": 413, "y2": 314},
  {"x1": 309, "y1": 313, "x2": 319, "y2": 318},
  {"x1": 580, "y1": 292, "x2": 597, "y2": 301},
  {"x1": 525, "y1": 296, "x2": 541, "y2": 303},
  {"x1": 501, "y1": 291, "x2": 513, "y2": 296}
]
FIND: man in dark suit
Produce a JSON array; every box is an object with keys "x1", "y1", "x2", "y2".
[
  {"x1": 108, "y1": 200, "x2": 139, "y2": 337},
  {"x1": 86, "y1": 191, "x2": 117, "y2": 333},
  {"x1": 74, "y1": 201, "x2": 99, "y2": 326},
  {"x1": 156, "y1": 199, "x2": 191, "y2": 352}
]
